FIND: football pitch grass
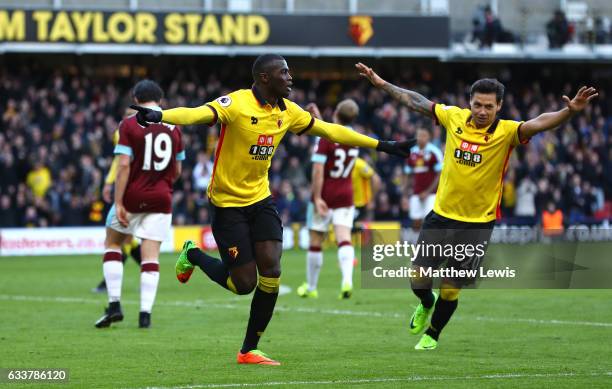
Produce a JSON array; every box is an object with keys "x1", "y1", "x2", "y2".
[{"x1": 1, "y1": 248, "x2": 611, "y2": 388}]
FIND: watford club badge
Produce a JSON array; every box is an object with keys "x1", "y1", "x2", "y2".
[
  {"x1": 348, "y1": 16, "x2": 373, "y2": 46},
  {"x1": 228, "y1": 246, "x2": 239, "y2": 259}
]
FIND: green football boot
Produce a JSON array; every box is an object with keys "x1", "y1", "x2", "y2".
[
  {"x1": 414, "y1": 334, "x2": 438, "y2": 350},
  {"x1": 409, "y1": 291, "x2": 438, "y2": 335},
  {"x1": 296, "y1": 282, "x2": 318, "y2": 298},
  {"x1": 176, "y1": 240, "x2": 197, "y2": 283}
]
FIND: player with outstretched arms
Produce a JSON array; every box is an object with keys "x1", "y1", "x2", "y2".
[
  {"x1": 356, "y1": 62, "x2": 597, "y2": 350},
  {"x1": 131, "y1": 54, "x2": 416, "y2": 365}
]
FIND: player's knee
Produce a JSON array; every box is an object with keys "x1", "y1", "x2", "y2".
[
  {"x1": 257, "y1": 275, "x2": 280, "y2": 294},
  {"x1": 257, "y1": 256, "x2": 282, "y2": 279},
  {"x1": 229, "y1": 272, "x2": 257, "y2": 295},
  {"x1": 440, "y1": 283, "x2": 461, "y2": 301},
  {"x1": 262, "y1": 265, "x2": 281, "y2": 279},
  {"x1": 234, "y1": 279, "x2": 257, "y2": 295}
]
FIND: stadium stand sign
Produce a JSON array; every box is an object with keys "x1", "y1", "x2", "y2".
[
  {"x1": 0, "y1": 9, "x2": 449, "y2": 56},
  {"x1": 491, "y1": 223, "x2": 612, "y2": 244},
  {"x1": 0, "y1": 227, "x2": 175, "y2": 256}
]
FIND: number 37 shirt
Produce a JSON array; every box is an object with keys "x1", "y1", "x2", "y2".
[
  {"x1": 311, "y1": 137, "x2": 358, "y2": 209},
  {"x1": 115, "y1": 114, "x2": 185, "y2": 214}
]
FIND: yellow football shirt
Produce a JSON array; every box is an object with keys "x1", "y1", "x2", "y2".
[
  {"x1": 104, "y1": 129, "x2": 120, "y2": 184},
  {"x1": 205, "y1": 88, "x2": 314, "y2": 207},
  {"x1": 26, "y1": 167, "x2": 52, "y2": 199},
  {"x1": 432, "y1": 103, "x2": 527, "y2": 222},
  {"x1": 352, "y1": 158, "x2": 375, "y2": 207}
]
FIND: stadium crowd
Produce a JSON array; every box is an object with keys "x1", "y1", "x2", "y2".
[{"x1": 0, "y1": 60, "x2": 610, "y2": 228}]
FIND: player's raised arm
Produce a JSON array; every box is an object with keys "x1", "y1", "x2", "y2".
[
  {"x1": 130, "y1": 104, "x2": 216, "y2": 126},
  {"x1": 307, "y1": 118, "x2": 416, "y2": 157},
  {"x1": 519, "y1": 86, "x2": 598, "y2": 141},
  {"x1": 355, "y1": 62, "x2": 434, "y2": 118}
]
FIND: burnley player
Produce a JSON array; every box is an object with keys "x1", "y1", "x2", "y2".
[
  {"x1": 92, "y1": 107, "x2": 142, "y2": 294},
  {"x1": 357, "y1": 62, "x2": 597, "y2": 350},
  {"x1": 297, "y1": 99, "x2": 360, "y2": 299},
  {"x1": 403, "y1": 128, "x2": 442, "y2": 235},
  {"x1": 130, "y1": 54, "x2": 415, "y2": 365},
  {"x1": 95, "y1": 80, "x2": 185, "y2": 329}
]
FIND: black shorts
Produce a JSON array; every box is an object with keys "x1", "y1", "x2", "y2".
[
  {"x1": 412, "y1": 211, "x2": 495, "y2": 285},
  {"x1": 353, "y1": 206, "x2": 366, "y2": 222},
  {"x1": 210, "y1": 196, "x2": 283, "y2": 267}
]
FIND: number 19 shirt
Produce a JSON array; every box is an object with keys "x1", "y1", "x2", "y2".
[{"x1": 115, "y1": 114, "x2": 185, "y2": 214}]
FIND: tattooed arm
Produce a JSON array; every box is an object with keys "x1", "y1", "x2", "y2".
[{"x1": 355, "y1": 62, "x2": 434, "y2": 118}]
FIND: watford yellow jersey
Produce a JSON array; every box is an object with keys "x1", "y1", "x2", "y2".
[
  {"x1": 104, "y1": 129, "x2": 121, "y2": 185},
  {"x1": 432, "y1": 103, "x2": 527, "y2": 223},
  {"x1": 352, "y1": 157, "x2": 375, "y2": 207},
  {"x1": 206, "y1": 88, "x2": 314, "y2": 207}
]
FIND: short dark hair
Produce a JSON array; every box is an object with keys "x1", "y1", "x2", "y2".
[
  {"x1": 470, "y1": 78, "x2": 505, "y2": 103},
  {"x1": 133, "y1": 79, "x2": 163, "y2": 103},
  {"x1": 252, "y1": 54, "x2": 285, "y2": 81}
]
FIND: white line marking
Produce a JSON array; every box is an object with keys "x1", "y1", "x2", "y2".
[
  {"x1": 474, "y1": 316, "x2": 612, "y2": 328},
  {"x1": 0, "y1": 294, "x2": 610, "y2": 328},
  {"x1": 278, "y1": 285, "x2": 292, "y2": 296},
  {"x1": 136, "y1": 371, "x2": 612, "y2": 389}
]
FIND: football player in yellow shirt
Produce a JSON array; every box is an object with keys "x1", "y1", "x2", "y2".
[
  {"x1": 352, "y1": 156, "x2": 381, "y2": 222},
  {"x1": 356, "y1": 62, "x2": 597, "y2": 350},
  {"x1": 131, "y1": 54, "x2": 415, "y2": 365}
]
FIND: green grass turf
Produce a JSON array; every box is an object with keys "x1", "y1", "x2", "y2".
[{"x1": 1, "y1": 247, "x2": 611, "y2": 388}]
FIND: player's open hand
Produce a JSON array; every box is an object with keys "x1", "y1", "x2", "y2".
[
  {"x1": 116, "y1": 203, "x2": 129, "y2": 227},
  {"x1": 306, "y1": 103, "x2": 322, "y2": 120},
  {"x1": 563, "y1": 86, "x2": 598, "y2": 113},
  {"x1": 130, "y1": 105, "x2": 162, "y2": 127},
  {"x1": 376, "y1": 139, "x2": 417, "y2": 158},
  {"x1": 355, "y1": 63, "x2": 386, "y2": 88},
  {"x1": 314, "y1": 198, "x2": 329, "y2": 216}
]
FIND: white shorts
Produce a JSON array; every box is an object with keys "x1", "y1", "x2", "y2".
[
  {"x1": 409, "y1": 194, "x2": 436, "y2": 221},
  {"x1": 105, "y1": 204, "x2": 172, "y2": 242},
  {"x1": 306, "y1": 202, "x2": 355, "y2": 232}
]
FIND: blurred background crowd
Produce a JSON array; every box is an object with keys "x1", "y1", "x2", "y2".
[{"x1": 0, "y1": 57, "x2": 610, "y2": 229}]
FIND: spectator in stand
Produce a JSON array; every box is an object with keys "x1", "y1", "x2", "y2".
[
  {"x1": 514, "y1": 176, "x2": 538, "y2": 226},
  {"x1": 595, "y1": 16, "x2": 611, "y2": 44},
  {"x1": 26, "y1": 160, "x2": 52, "y2": 200},
  {"x1": 542, "y1": 201, "x2": 564, "y2": 236},
  {"x1": 482, "y1": 7, "x2": 501, "y2": 47},
  {"x1": 0, "y1": 194, "x2": 18, "y2": 227},
  {"x1": 547, "y1": 10, "x2": 572, "y2": 48},
  {"x1": 192, "y1": 151, "x2": 214, "y2": 193}
]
